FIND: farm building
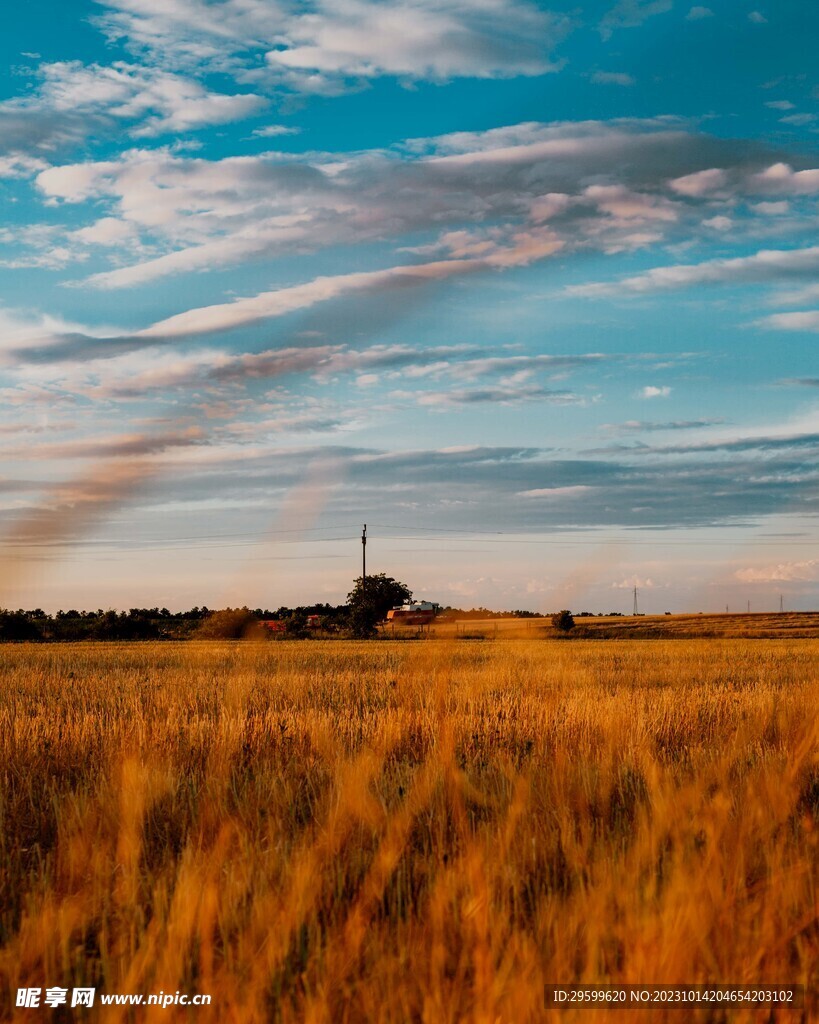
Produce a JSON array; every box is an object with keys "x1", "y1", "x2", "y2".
[{"x1": 386, "y1": 601, "x2": 440, "y2": 626}]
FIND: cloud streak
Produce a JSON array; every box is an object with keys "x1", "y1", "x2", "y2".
[
  {"x1": 569, "y1": 245, "x2": 819, "y2": 297},
  {"x1": 127, "y1": 239, "x2": 566, "y2": 340}
]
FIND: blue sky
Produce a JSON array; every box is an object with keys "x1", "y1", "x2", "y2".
[{"x1": 1, "y1": 0, "x2": 817, "y2": 612}]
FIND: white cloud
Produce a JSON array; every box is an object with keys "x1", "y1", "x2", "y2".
[
  {"x1": 757, "y1": 311, "x2": 819, "y2": 332},
  {"x1": 611, "y1": 576, "x2": 663, "y2": 588},
  {"x1": 748, "y1": 11, "x2": 768, "y2": 23},
  {"x1": 591, "y1": 71, "x2": 635, "y2": 86},
  {"x1": 0, "y1": 154, "x2": 48, "y2": 179},
  {"x1": 584, "y1": 183, "x2": 679, "y2": 222},
  {"x1": 1, "y1": 61, "x2": 266, "y2": 142},
  {"x1": 72, "y1": 217, "x2": 137, "y2": 246},
  {"x1": 267, "y1": 1, "x2": 560, "y2": 82},
  {"x1": 752, "y1": 200, "x2": 789, "y2": 215},
  {"x1": 94, "y1": 0, "x2": 566, "y2": 89},
  {"x1": 686, "y1": 6, "x2": 714, "y2": 19},
  {"x1": 47, "y1": 61, "x2": 266, "y2": 136},
  {"x1": 669, "y1": 167, "x2": 728, "y2": 196},
  {"x1": 641, "y1": 385, "x2": 671, "y2": 398},
  {"x1": 702, "y1": 215, "x2": 732, "y2": 230},
  {"x1": 517, "y1": 485, "x2": 595, "y2": 498},
  {"x1": 779, "y1": 113, "x2": 817, "y2": 127},
  {"x1": 752, "y1": 163, "x2": 819, "y2": 194},
  {"x1": 600, "y1": 0, "x2": 673, "y2": 38},
  {"x1": 736, "y1": 559, "x2": 818, "y2": 583},
  {"x1": 251, "y1": 124, "x2": 300, "y2": 137}
]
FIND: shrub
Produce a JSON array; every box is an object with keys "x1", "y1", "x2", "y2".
[
  {"x1": 197, "y1": 607, "x2": 261, "y2": 639},
  {"x1": 551, "y1": 609, "x2": 575, "y2": 633}
]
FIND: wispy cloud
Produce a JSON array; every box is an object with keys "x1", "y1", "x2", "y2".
[
  {"x1": 569, "y1": 244, "x2": 819, "y2": 298},
  {"x1": 602, "y1": 418, "x2": 724, "y2": 432},
  {"x1": 251, "y1": 124, "x2": 300, "y2": 138},
  {"x1": 600, "y1": 0, "x2": 673, "y2": 39},
  {"x1": 758, "y1": 311, "x2": 819, "y2": 332},
  {"x1": 414, "y1": 384, "x2": 583, "y2": 408},
  {"x1": 97, "y1": 439, "x2": 819, "y2": 534},
  {"x1": 5, "y1": 427, "x2": 205, "y2": 461},
  {"x1": 601, "y1": 430, "x2": 819, "y2": 455},
  {"x1": 591, "y1": 71, "x2": 634, "y2": 86},
  {"x1": 686, "y1": 6, "x2": 714, "y2": 20}
]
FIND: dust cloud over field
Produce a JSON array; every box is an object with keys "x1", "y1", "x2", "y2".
[{"x1": 1, "y1": 640, "x2": 817, "y2": 1021}]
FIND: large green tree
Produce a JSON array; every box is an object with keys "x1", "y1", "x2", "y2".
[{"x1": 347, "y1": 574, "x2": 412, "y2": 638}]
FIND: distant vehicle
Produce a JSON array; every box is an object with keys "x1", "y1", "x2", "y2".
[
  {"x1": 386, "y1": 601, "x2": 440, "y2": 626},
  {"x1": 261, "y1": 620, "x2": 286, "y2": 633}
]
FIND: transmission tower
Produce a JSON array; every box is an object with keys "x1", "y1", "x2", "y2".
[{"x1": 633, "y1": 585, "x2": 638, "y2": 616}]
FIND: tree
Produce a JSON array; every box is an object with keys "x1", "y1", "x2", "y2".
[
  {"x1": 551, "y1": 609, "x2": 575, "y2": 633},
  {"x1": 281, "y1": 609, "x2": 309, "y2": 638},
  {"x1": 347, "y1": 574, "x2": 412, "y2": 638}
]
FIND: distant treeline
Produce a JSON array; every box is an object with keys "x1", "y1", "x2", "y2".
[
  {"x1": 0, "y1": 605, "x2": 352, "y2": 641},
  {"x1": 437, "y1": 607, "x2": 544, "y2": 620},
  {"x1": 0, "y1": 604, "x2": 627, "y2": 642}
]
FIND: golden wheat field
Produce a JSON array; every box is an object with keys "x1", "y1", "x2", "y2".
[{"x1": 1, "y1": 639, "x2": 817, "y2": 1023}]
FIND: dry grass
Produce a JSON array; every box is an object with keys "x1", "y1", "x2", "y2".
[
  {"x1": 1, "y1": 639, "x2": 817, "y2": 1022},
  {"x1": 421, "y1": 612, "x2": 819, "y2": 642}
]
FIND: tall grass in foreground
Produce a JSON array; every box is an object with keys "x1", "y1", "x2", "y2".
[{"x1": 0, "y1": 640, "x2": 816, "y2": 1022}]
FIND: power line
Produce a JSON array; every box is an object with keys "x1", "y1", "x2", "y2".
[{"x1": 6, "y1": 520, "x2": 818, "y2": 553}]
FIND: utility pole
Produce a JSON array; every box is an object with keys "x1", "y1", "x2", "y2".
[
  {"x1": 361, "y1": 524, "x2": 367, "y2": 581},
  {"x1": 633, "y1": 585, "x2": 638, "y2": 616},
  {"x1": 780, "y1": 593, "x2": 784, "y2": 613}
]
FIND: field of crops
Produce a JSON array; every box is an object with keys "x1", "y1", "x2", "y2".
[{"x1": 1, "y1": 639, "x2": 817, "y2": 1021}]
